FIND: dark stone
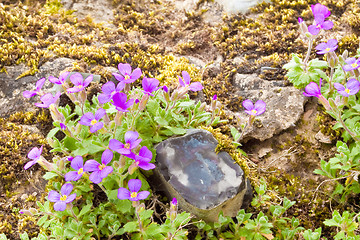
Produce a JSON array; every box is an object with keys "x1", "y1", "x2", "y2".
[{"x1": 154, "y1": 129, "x2": 252, "y2": 222}]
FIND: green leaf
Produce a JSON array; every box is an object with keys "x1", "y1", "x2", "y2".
[
  {"x1": 147, "y1": 99, "x2": 160, "y2": 116},
  {"x1": 47, "y1": 128, "x2": 59, "y2": 139},
  {"x1": 37, "y1": 215, "x2": 48, "y2": 227},
  {"x1": 63, "y1": 137, "x2": 78, "y2": 151},
  {"x1": 78, "y1": 203, "x2": 92, "y2": 218},
  {"x1": 123, "y1": 221, "x2": 138, "y2": 233},
  {"x1": 42, "y1": 172, "x2": 59, "y2": 180},
  {"x1": 308, "y1": 59, "x2": 328, "y2": 69},
  {"x1": 164, "y1": 126, "x2": 187, "y2": 135}
]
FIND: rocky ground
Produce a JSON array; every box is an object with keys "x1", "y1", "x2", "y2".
[{"x1": 1, "y1": 0, "x2": 360, "y2": 238}]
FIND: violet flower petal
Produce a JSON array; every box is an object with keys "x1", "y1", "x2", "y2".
[
  {"x1": 48, "y1": 190, "x2": 61, "y2": 202},
  {"x1": 84, "y1": 160, "x2": 100, "y2": 172},
  {"x1": 128, "y1": 179, "x2": 141, "y2": 193},
  {"x1": 189, "y1": 82, "x2": 203, "y2": 92},
  {"x1": 136, "y1": 191, "x2": 150, "y2": 200},
  {"x1": 95, "y1": 108, "x2": 106, "y2": 120},
  {"x1": 101, "y1": 149, "x2": 113, "y2": 165},
  {"x1": 71, "y1": 156, "x2": 83, "y2": 170},
  {"x1": 242, "y1": 99, "x2": 254, "y2": 111},
  {"x1": 54, "y1": 202, "x2": 67, "y2": 211},
  {"x1": 89, "y1": 171, "x2": 102, "y2": 184},
  {"x1": 61, "y1": 183, "x2": 73, "y2": 196},
  {"x1": 65, "y1": 171, "x2": 82, "y2": 182},
  {"x1": 65, "y1": 193, "x2": 76, "y2": 203},
  {"x1": 117, "y1": 188, "x2": 131, "y2": 200},
  {"x1": 90, "y1": 122, "x2": 103, "y2": 133},
  {"x1": 100, "y1": 166, "x2": 113, "y2": 179}
]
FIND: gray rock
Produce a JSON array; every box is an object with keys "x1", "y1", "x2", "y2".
[
  {"x1": 153, "y1": 129, "x2": 252, "y2": 222},
  {"x1": 232, "y1": 73, "x2": 306, "y2": 142},
  {"x1": 61, "y1": 0, "x2": 115, "y2": 28},
  {"x1": 0, "y1": 58, "x2": 75, "y2": 118}
]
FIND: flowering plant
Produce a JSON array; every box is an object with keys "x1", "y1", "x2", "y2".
[
  {"x1": 284, "y1": 3, "x2": 360, "y2": 207},
  {"x1": 20, "y1": 65, "x2": 222, "y2": 239}
]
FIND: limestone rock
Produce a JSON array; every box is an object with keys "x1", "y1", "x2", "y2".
[
  {"x1": 232, "y1": 73, "x2": 306, "y2": 142},
  {"x1": 0, "y1": 58, "x2": 75, "y2": 118},
  {"x1": 153, "y1": 129, "x2": 252, "y2": 222}
]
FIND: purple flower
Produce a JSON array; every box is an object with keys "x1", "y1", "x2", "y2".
[
  {"x1": 135, "y1": 146, "x2": 155, "y2": 170},
  {"x1": 142, "y1": 77, "x2": 160, "y2": 96},
  {"x1": 343, "y1": 57, "x2": 360, "y2": 72},
  {"x1": 312, "y1": 3, "x2": 331, "y2": 19},
  {"x1": 303, "y1": 81, "x2": 322, "y2": 97},
  {"x1": 112, "y1": 92, "x2": 134, "y2": 112},
  {"x1": 242, "y1": 100, "x2": 266, "y2": 116},
  {"x1": 303, "y1": 79, "x2": 331, "y2": 110},
  {"x1": 298, "y1": 17, "x2": 303, "y2": 23},
  {"x1": 308, "y1": 4, "x2": 333, "y2": 35},
  {"x1": 24, "y1": 146, "x2": 43, "y2": 170},
  {"x1": 163, "y1": 85, "x2": 169, "y2": 93},
  {"x1": 212, "y1": 94, "x2": 217, "y2": 101},
  {"x1": 109, "y1": 131, "x2": 142, "y2": 155},
  {"x1": 334, "y1": 78, "x2": 360, "y2": 97},
  {"x1": 117, "y1": 179, "x2": 150, "y2": 201},
  {"x1": 23, "y1": 78, "x2": 46, "y2": 98},
  {"x1": 67, "y1": 73, "x2": 93, "y2": 93},
  {"x1": 84, "y1": 149, "x2": 113, "y2": 184},
  {"x1": 48, "y1": 183, "x2": 76, "y2": 211},
  {"x1": 171, "y1": 198, "x2": 177, "y2": 206},
  {"x1": 64, "y1": 156, "x2": 85, "y2": 182},
  {"x1": 78, "y1": 108, "x2": 106, "y2": 133},
  {"x1": 49, "y1": 72, "x2": 70, "y2": 85},
  {"x1": 315, "y1": 39, "x2": 338, "y2": 55},
  {"x1": 60, "y1": 123, "x2": 67, "y2": 130},
  {"x1": 34, "y1": 92, "x2": 61, "y2": 108},
  {"x1": 178, "y1": 71, "x2": 203, "y2": 92},
  {"x1": 129, "y1": 146, "x2": 155, "y2": 174},
  {"x1": 113, "y1": 63, "x2": 142, "y2": 84},
  {"x1": 98, "y1": 81, "x2": 125, "y2": 104}
]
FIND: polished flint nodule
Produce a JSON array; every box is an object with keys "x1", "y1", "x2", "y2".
[{"x1": 154, "y1": 129, "x2": 252, "y2": 222}]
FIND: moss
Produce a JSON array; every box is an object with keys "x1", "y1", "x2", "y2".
[{"x1": 0, "y1": 110, "x2": 51, "y2": 238}]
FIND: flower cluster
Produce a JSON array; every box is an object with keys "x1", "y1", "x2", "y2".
[
  {"x1": 300, "y1": 3, "x2": 360, "y2": 106},
  {"x1": 23, "y1": 63, "x2": 205, "y2": 213}
]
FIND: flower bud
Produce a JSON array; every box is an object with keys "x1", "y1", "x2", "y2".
[
  {"x1": 139, "y1": 94, "x2": 149, "y2": 111},
  {"x1": 327, "y1": 52, "x2": 338, "y2": 68},
  {"x1": 49, "y1": 104, "x2": 65, "y2": 122},
  {"x1": 115, "y1": 111, "x2": 123, "y2": 126},
  {"x1": 198, "y1": 102, "x2": 207, "y2": 112},
  {"x1": 79, "y1": 90, "x2": 87, "y2": 105},
  {"x1": 299, "y1": 20, "x2": 309, "y2": 36}
]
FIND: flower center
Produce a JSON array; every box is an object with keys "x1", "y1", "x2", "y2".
[
  {"x1": 76, "y1": 85, "x2": 83, "y2": 89},
  {"x1": 98, "y1": 164, "x2": 106, "y2": 170},
  {"x1": 325, "y1": 47, "x2": 331, "y2": 52},
  {"x1": 251, "y1": 109, "x2": 257, "y2": 115},
  {"x1": 77, "y1": 168, "x2": 83, "y2": 175},
  {"x1": 125, "y1": 75, "x2": 130, "y2": 80},
  {"x1": 60, "y1": 195, "x2": 67, "y2": 201},
  {"x1": 345, "y1": 88, "x2": 350, "y2": 94},
  {"x1": 124, "y1": 143, "x2": 131, "y2": 149},
  {"x1": 351, "y1": 63, "x2": 358, "y2": 68},
  {"x1": 91, "y1": 119, "x2": 97, "y2": 125},
  {"x1": 131, "y1": 192, "x2": 138, "y2": 198}
]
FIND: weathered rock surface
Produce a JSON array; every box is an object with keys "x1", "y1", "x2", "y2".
[
  {"x1": 153, "y1": 129, "x2": 252, "y2": 222},
  {"x1": 232, "y1": 73, "x2": 306, "y2": 142},
  {"x1": 61, "y1": 0, "x2": 115, "y2": 27},
  {"x1": 0, "y1": 58, "x2": 75, "y2": 118}
]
